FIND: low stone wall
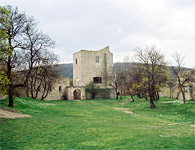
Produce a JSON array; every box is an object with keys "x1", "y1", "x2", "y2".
[
  {"x1": 160, "y1": 86, "x2": 194, "y2": 100},
  {"x1": 65, "y1": 86, "x2": 115, "y2": 100},
  {"x1": 14, "y1": 76, "x2": 70, "y2": 100},
  {"x1": 43, "y1": 77, "x2": 70, "y2": 100}
]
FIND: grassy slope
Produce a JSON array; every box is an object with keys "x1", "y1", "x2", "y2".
[{"x1": 0, "y1": 97, "x2": 194, "y2": 150}]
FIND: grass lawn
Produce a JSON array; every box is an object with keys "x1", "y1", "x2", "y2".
[{"x1": 0, "y1": 96, "x2": 194, "y2": 150}]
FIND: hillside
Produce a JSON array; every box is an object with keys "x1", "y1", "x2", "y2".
[{"x1": 55, "y1": 63, "x2": 73, "y2": 78}]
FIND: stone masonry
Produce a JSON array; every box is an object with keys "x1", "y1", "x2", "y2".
[
  {"x1": 65, "y1": 46, "x2": 115, "y2": 100},
  {"x1": 16, "y1": 46, "x2": 115, "y2": 100},
  {"x1": 73, "y1": 46, "x2": 113, "y2": 88}
]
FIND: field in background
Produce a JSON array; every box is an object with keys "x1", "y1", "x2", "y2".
[{"x1": 0, "y1": 97, "x2": 194, "y2": 150}]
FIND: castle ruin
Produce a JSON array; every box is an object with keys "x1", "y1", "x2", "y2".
[{"x1": 65, "y1": 46, "x2": 115, "y2": 100}]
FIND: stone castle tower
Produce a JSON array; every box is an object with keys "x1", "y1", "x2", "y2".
[
  {"x1": 65, "y1": 46, "x2": 114, "y2": 100},
  {"x1": 73, "y1": 46, "x2": 113, "y2": 88}
]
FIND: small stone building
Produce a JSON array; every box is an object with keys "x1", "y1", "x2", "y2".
[
  {"x1": 14, "y1": 75, "x2": 70, "y2": 100},
  {"x1": 43, "y1": 76, "x2": 70, "y2": 100},
  {"x1": 65, "y1": 46, "x2": 115, "y2": 100}
]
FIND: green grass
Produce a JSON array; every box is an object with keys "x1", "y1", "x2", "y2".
[{"x1": 0, "y1": 96, "x2": 194, "y2": 150}]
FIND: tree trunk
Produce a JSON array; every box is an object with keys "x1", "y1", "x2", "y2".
[
  {"x1": 169, "y1": 87, "x2": 172, "y2": 98},
  {"x1": 155, "y1": 95, "x2": 158, "y2": 101},
  {"x1": 137, "y1": 93, "x2": 142, "y2": 98},
  {"x1": 30, "y1": 78, "x2": 34, "y2": 98},
  {"x1": 180, "y1": 87, "x2": 186, "y2": 104},
  {"x1": 114, "y1": 81, "x2": 118, "y2": 100},
  {"x1": 176, "y1": 90, "x2": 181, "y2": 99},
  {"x1": 26, "y1": 83, "x2": 29, "y2": 97},
  {"x1": 149, "y1": 95, "x2": 156, "y2": 108},
  {"x1": 120, "y1": 86, "x2": 122, "y2": 99},
  {"x1": 171, "y1": 88, "x2": 174, "y2": 98},
  {"x1": 41, "y1": 86, "x2": 50, "y2": 100},
  {"x1": 41, "y1": 80, "x2": 47, "y2": 100},
  {"x1": 154, "y1": 92, "x2": 159, "y2": 101},
  {"x1": 8, "y1": 85, "x2": 14, "y2": 107},
  {"x1": 7, "y1": 54, "x2": 14, "y2": 107},
  {"x1": 130, "y1": 94, "x2": 135, "y2": 102},
  {"x1": 144, "y1": 92, "x2": 148, "y2": 101},
  {"x1": 116, "y1": 90, "x2": 118, "y2": 100}
]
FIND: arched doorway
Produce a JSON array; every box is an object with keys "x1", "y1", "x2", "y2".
[{"x1": 73, "y1": 89, "x2": 81, "y2": 100}]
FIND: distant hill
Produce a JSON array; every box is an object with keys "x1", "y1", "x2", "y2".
[
  {"x1": 55, "y1": 63, "x2": 73, "y2": 78},
  {"x1": 58, "y1": 63, "x2": 192, "y2": 79},
  {"x1": 57, "y1": 62, "x2": 136, "y2": 78}
]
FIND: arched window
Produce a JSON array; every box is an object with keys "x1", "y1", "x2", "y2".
[
  {"x1": 76, "y1": 59, "x2": 77, "y2": 64},
  {"x1": 59, "y1": 86, "x2": 62, "y2": 92}
]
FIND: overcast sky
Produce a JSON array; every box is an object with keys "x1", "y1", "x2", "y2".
[{"x1": 1, "y1": 0, "x2": 195, "y2": 68}]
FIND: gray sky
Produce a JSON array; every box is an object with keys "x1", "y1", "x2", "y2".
[{"x1": 1, "y1": 0, "x2": 195, "y2": 68}]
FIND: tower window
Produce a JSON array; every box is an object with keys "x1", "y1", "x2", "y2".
[
  {"x1": 75, "y1": 59, "x2": 77, "y2": 64},
  {"x1": 96, "y1": 56, "x2": 99, "y2": 63},
  {"x1": 93, "y1": 77, "x2": 102, "y2": 83}
]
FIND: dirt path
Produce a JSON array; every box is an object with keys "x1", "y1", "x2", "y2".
[
  {"x1": 119, "y1": 100, "x2": 129, "y2": 105},
  {"x1": 113, "y1": 108, "x2": 139, "y2": 116},
  {"x1": 0, "y1": 107, "x2": 31, "y2": 119},
  {"x1": 0, "y1": 95, "x2": 7, "y2": 100}
]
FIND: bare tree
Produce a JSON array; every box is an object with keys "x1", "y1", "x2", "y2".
[
  {"x1": 123, "y1": 55, "x2": 130, "y2": 96},
  {"x1": 26, "y1": 50, "x2": 58, "y2": 100},
  {"x1": 109, "y1": 76, "x2": 119, "y2": 100},
  {"x1": 127, "y1": 64, "x2": 148, "y2": 102},
  {"x1": 172, "y1": 52, "x2": 194, "y2": 104},
  {"x1": 20, "y1": 18, "x2": 56, "y2": 97},
  {"x1": 0, "y1": 6, "x2": 28, "y2": 107},
  {"x1": 108, "y1": 63, "x2": 121, "y2": 100},
  {"x1": 135, "y1": 45, "x2": 169, "y2": 108},
  {"x1": 0, "y1": 6, "x2": 57, "y2": 107},
  {"x1": 166, "y1": 80, "x2": 175, "y2": 98}
]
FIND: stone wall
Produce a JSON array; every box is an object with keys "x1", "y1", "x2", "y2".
[
  {"x1": 65, "y1": 86, "x2": 86, "y2": 100},
  {"x1": 14, "y1": 76, "x2": 70, "y2": 100},
  {"x1": 42, "y1": 77, "x2": 70, "y2": 100},
  {"x1": 160, "y1": 71, "x2": 195, "y2": 100},
  {"x1": 66, "y1": 46, "x2": 115, "y2": 100},
  {"x1": 14, "y1": 46, "x2": 115, "y2": 101},
  {"x1": 73, "y1": 46, "x2": 113, "y2": 88},
  {"x1": 160, "y1": 84, "x2": 194, "y2": 100},
  {"x1": 86, "y1": 88, "x2": 115, "y2": 99}
]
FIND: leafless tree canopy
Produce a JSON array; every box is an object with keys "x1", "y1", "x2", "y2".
[
  {"x1": 134, "y1": 45, "x2": 169, "y2": 108},
  {"x1": 172, "y1": 52, "x2": 194, "y2": 104},
  {"x1": 1, "y1": 6, "x2": 58, "y2": 107}
]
